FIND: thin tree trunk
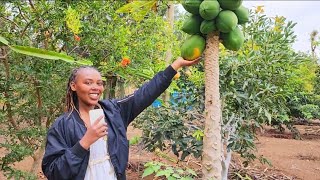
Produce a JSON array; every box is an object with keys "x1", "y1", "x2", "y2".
[
  {"x1": 163, "y1": 1, "x2": 174, "y2": 105},
  {"x1": 34, "y1": 78, "x2": 42, "y2": 126},
  {"x1": 105, "y1": 75, "x2": 117, "y2": 99},
  {"x1": 118, "y1": 78, "x2": 125, "y2": 98},
  {"x1": 31, "y1": 147, "x2": 45, "y2": 174},
  {"x1": 202, "y1": 32, "x2": 222, "y2": 179},
  {"x1": 2, "y1": 47, "x2": 16, "y2": 128}
]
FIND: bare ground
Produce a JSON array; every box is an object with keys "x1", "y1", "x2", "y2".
[{"x1": 1, "y1": 124, "x2": 320, "y2": 180}]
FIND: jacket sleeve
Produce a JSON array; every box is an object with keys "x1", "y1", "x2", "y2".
[
  {"x1": 116, "y1": 65, "x2": 177, "y2": 126},
  {"x1": 42, "y1": 125, "x2": 88, "y2": 180}
]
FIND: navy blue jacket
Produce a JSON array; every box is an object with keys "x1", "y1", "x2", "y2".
[{"x1": 41, "y1": 66, "x2": 176, "y2": 180}]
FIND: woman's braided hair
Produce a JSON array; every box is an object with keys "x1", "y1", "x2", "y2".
[{"x1": 65, "y1": 66, "x2": 100, "y2": 112}]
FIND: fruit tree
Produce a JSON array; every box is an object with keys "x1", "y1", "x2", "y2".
[{"x1": 180, "y1": 0, "x2": 249, "y2": 179}]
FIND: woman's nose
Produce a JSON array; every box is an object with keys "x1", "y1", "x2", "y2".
[{"x1": 91, "y1": 83, "x2": 99, "y2": 90}]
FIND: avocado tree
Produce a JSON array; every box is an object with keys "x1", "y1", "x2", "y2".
[{"x1": 180, "y1": 0, "x2": 249, "y2": 179}]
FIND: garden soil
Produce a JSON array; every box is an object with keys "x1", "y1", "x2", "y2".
[{"x1": 0, "y1": 124, "x2": 319, "y2": 180}]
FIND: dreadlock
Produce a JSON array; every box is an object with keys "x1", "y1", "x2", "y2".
[{"x1": 65, "y1": 66, "x2": 100, "y2": 113}]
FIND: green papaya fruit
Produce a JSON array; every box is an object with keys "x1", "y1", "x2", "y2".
[
  {"x1": 234, "y1": 5, "x2": 249, "y2": 24},
  {"x1": 182, "y1": 0, "x2": 202, "y2": 15},
  {"x1": 200, "y1": 20, "x2": 217, "y2": 34},
  {"x1": 181, "y1": 15, "x2": 203, "y2": 35},
  {"x1": 216, "y1": 10, "x2": 238, "y2": 33},
  {"x1": 181, "y1": 35, "x2": 206, "y2": 60},
  {"x1": 218, "y1": 0, "x2": 242, "y2": 10},
  {"x1": 199, "y1": 0, "x2": 220, "y2": 20},
  {"x1": 220, "y1": 26, "x2": 244, "y2": 51}
]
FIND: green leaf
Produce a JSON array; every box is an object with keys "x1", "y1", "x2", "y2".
[
  {"x1": 65, "y1": 7, "x2": 81, "y2": 34},
  {"x1": 155, "y1": 170, "x2": 167, "y2": 177},
  {"x1": 192, "y1": 129, "x2": 204, "y2": 141},
  {"x1": 152, "y1": 164, "x2": 161, "y2": 172},
  {"x1": 186, "y1": 168, "x2": 197, "y2": 176},
  {"x1": 181, "y1": 177, "x2": 194, "y2": 180},
  {"x1": 176, "y1": 168, "x2": 184, "y2": 174},
  {"x1": 116, "y1": 1, "x2": 156, "y2": 13},
  {"x1": 142, "y1": 167, "x2": 154, "y2": 178},
  {"x1": 115, "y1": 0, "x2": 157, "y2": 22},
  {"x1": 172, "y1": 173, "x2": 181, "y2": 178},
  {"x1": 0, "y1": 36, "x2": 9, "y2": 45},
  {"x1": 76, "y1": 58, "x2": 93, "y2": 66},
  {"x1": 168, "y1": 176, "x2": 177, "y2": 180},
  {"x1": 10, "y1": 45, "x2": 74, "y2": 63}
]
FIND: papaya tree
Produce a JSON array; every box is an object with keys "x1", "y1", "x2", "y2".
[
  {"x1": 117, "y1": 0, "x2": 248, "y2": 178},
  {"x1": 116, "y1": 1, "x2": 317, "y2": 179},
  {"x1": 180, "y1": 0, "x2": 249, "y2": 179}
]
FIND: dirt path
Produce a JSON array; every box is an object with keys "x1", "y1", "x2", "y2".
[
  {"x1": 255, "y1": 124, "x2": 320, "y2": 180},
  {"x1": 128, "y1": 126, "x2": 320, "y2": 180},
  {"x1": 1, "y1": 125, "x2": 320, "y2": 179},
  {"x1": 256, "y1": 136, "x2": 320, "y2": 180}
]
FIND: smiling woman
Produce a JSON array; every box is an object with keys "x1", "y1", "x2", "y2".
[
  {"x1": 41, "y1": 57, "x2": 201, "y2": 180},
  {"x1": 69, "y1": 67, "x2": 105, "y2": 120}
]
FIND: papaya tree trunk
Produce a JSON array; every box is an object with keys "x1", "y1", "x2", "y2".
[{"x1": 202, "y1": 32, "x2": 222, "y2": 179}]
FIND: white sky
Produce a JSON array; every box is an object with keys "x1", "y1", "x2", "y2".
[{"x1": 243, "y1": 1, "x2": 320, "y2": 53}]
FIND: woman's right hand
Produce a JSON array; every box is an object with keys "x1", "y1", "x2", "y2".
[
  {"x1": 171, "y1": 56, "x2": 201, "y2": 71},
  {"x1": 79, "y1": 115, "x2": 108, "y2": 150}
]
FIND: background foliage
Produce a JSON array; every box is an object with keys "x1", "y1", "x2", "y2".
[{"x1": 0, "y1": 1, "x2": 319, "y2": 179}]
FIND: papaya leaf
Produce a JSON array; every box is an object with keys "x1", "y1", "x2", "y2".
[
  {"x1": 0, "y1": 36, "x2": 9, "y2": 46},
  {"x1": 10, "y1": 45, "x2": 74, "y2": 63}
]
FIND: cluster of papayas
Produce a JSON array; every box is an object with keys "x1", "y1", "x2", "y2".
[{"x1": 180, "y1": 0, "x2": 250, "y2": 59}]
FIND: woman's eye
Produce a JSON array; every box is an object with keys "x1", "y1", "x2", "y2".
[
  {"x1": 97, "y1": 82, "x2": 104, "y2": 86},
  {"x1": 85, "y1": 81, "x2": 93, "y2": 85}
]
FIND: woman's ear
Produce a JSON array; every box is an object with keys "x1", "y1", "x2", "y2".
[{"x1": 70, "y1": 82, "x2": 76, "y2": 91}]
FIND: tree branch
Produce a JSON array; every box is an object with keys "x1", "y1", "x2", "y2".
[
  {"x1": 0, "y1": 16, "x2": 20, "y2": 28},
  {"x1": 17, "y1": 5, "x2": 28, "y2": 22},
  {"x1": 28, "y1": 0, "x2": 35, "y2": 10}
]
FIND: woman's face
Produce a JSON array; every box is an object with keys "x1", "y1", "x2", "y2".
[{"x1": 70, "y1": 68, "x2": 104, "y2": 110}]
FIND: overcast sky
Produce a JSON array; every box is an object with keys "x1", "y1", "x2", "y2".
[{"x1": 243, "y1": 1, "x2": 320, "y2": 53}]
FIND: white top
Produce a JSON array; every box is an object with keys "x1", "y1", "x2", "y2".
[
  {"x1": 84, "y1": 135, "x2": 117, "y2": 180},
  {"x1": 84, "y1": 109, "x2": 117, "y2": 180}
]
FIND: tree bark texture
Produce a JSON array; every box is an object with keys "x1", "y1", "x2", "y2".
[
  {"x1": 163, "y1": 1, "x2": 174, "y2": 105},
  {"x1": 202, "y1": 33, "x2": 222, "y2": 180}
]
